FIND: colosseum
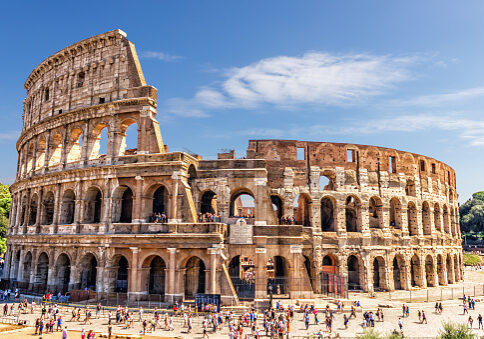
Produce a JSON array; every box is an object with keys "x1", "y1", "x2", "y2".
[{"x1": 1, "y1": 29, "x2": 463, "y2": 305}]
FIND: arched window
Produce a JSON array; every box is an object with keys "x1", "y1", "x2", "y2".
[
  {"x1": 79, "y1": 253, "x2": 97, "y2": 291},
  {"x1": 35, "y1": 138, "x2": 46, "y2": 169},
  {"x1": 152, "y1": 186, "x2": 168, "y2": 217},
  {"x1": 345, "y1": 196, "x2": 361, "y2": 232},
  {"x1": 319, "y1": 175, "x2": 333, "y2": 190},
  {"x1": 115, "y1": 256, "x2": 128, "y2": 292},
  {"x1": 60, "y1": 190, "x2": 75, "y2": 224},
  {"x1": 118, "y1": 119, "x2": 138, "y2": 156},
  {"x1": 271, "y1": 195, "x2": 283, "y2": 224},
  {"x1": 42, "y1": 192, "x2": 55, "y2": 225},
  {"x1": 389, "y1": 198, "x2": 401, "y2": 228},
  {"x1": 48, "y1": 133, "x2": 63, "y2": 166},
  {"x1": 28, "y1": 194, "x2": 38, "y2": 226},
  {"x1": 230, "y1": 191, "x2": 255, "y2": 218},
  {"x1": 112, "y1": 186, "x2": 133, "y2": 223},
  {"x1": 347, "y1": 255, "x2": 360, "y2": 290},
  {"x1": 26, "y1": 144, "x2": 34, "y2": 173},
  {"x1": 185, "y1": 256, "x2": 206, "y2": 297},
  {"x1": 407, "y1": 202, "x2": 418, "y2": 236},
  {"x1": 294, "y1": 194, "x2": 311, "y2": 226},
  {"x1": 84, "y1": 187, "x2": 102, "y2": 223},
  {"x1": 201, "y1": 191, "x2": 217, "y2": 214},
  {"x1": 88, "y1": 124, "x2": 108, "y2": 160},
  {"x1": 434, "y1": 204, "x2": 442, "y2": 232},
  {"x1": 55, "y1": 254, "x2": 71, "y2": 293},
  {"x1": 66, "y1": 128, "x2": 83, "y2": 163},
  {"x1": 35, "y1": 252, "x2": 49, "y2": 291},
  {"x1": 321, "y1": 197, "x2": 335, "y2": 231},
  {"x1": 422, "y1": 202, "x2": 431, "y2": 235},
  {"x1": 369, "y1": 197, "x2": 383, "y2": 229}
]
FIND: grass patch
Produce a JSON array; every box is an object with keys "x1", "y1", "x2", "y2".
[{"x1": 463, "y1": 253, "x2": 482, "y2": 265}]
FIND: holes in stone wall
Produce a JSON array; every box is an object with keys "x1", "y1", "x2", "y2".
[
  {"x1": 389, "y1": 156, "x2": 396, "y2": 173},
  {"x1": 297, "y1": 148, "x2": 305, "y2": 160}
]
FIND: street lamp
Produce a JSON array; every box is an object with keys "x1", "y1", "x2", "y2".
[{"x1": 268, "y1": 284, "x2": 273, "y2": 309}]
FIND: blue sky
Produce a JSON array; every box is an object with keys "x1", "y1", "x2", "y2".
[{"x1": 1, "y1": 1, "x2": 484, "y2": 202}]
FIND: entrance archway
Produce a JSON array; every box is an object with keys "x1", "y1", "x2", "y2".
[
  {"x1": 55, "y1": 254, "x2": 71, "y2": 293},
  {"x1": 228, "y1": 255, "x2": 255, "y2": 300},
  {"x1": 267, "y1": 256, "x2": 289, "y2": 295},
  {"x1": 437, "y1": 254, "x2": 445, "y2": 285},
  {"x1": 425, "y1": 255, "x2": 435, "y2": 287},
  {"x1": 114, "y1": 256, "x2": 128, "y2": 292},
  {"x1": 201, "y1": 191, "x2": 217, "y2": 214},
  {"x1": 392, "y1": 256, "x2": 403, "y2": 290},
  {"x1": 22, "y1": 252, "x2": 32, "y2": 286},
  {"x1": 372, "y1": 257, "x2": 386, "y2": 290},
  {"x1": 294, "y1": 194, "x2": 311, "y2": 226},
  {"x1": 35, "y1": 252, "x2": 49, "y2": 291},
  {"x1": 79, "y1": 253, "x2": 97, "y2": 290},
  {"x1": 345, "y1": 196, "x2": 361, "y2": 232},
  {"x1": 321, "y1": 197, "x2": 335, "y2": 231},
  {"x1": 184, "y1": 257, "x2": 206, "y2": 298},
  {"x1": 42, "y1": 192, "x2": 55, "y2": 225},
  {"x1": 230, "y1": 191, "x2": 255, "y2": 218},
  {"x1": 271, "y1": 196, "x2": 283, "y2": 224},
  {"x1": 410, "y1": 254, "x2": 422, "y2": 287},
  {"x1": 322, "y1": 255, "x2": 338, "y2": 274},
  {"x1": 347, "y1": 255, "x2": 360, "y2": 290},
  {"x1": 152, "y1": 186, "x2": 168, "y2": 216},
  {"x1": 148, "y1": 256, "x2": 166, "y2": 295},
  {"x1": 84, "y1": 187, "x2": 102, "y2": 223},
  {"x1": 60, "y1": 190, "x2": 75, "y2": 224}
]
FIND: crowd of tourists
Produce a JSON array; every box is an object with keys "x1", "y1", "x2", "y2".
[
  {"x1": 198, "y1": 212, "x2": 223, "y2": 222},
  {"x1": 148, "y1": 212, "x2": 168, "y2": 223}
]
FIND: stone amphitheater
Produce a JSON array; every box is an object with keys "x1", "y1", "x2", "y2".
[{"x1": 1, "y1": 29, "x2": 463, "y2": 305}]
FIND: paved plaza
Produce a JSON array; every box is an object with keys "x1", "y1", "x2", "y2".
[{"x1": 2, "y1": 269, "x2": 484, "y2": 338}]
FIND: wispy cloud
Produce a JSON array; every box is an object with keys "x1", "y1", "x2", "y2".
[
  {"x1": 139, "y1": 51, "x2": 183, "y2": 61},
  {"x1": 0, "y1": 130, "x2": 19, "y2": 141},
  {"x1": 164, "y1": 52, "x2": 418, "y2": 117},
  {"x1": 388, "y1": 87, "x2": 484, "y2": 107}
]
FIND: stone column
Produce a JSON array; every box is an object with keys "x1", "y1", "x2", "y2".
[
  {"x1": 169, "y1": 172, "x2": 180, "y2": 223},
  {"x1": 254, "y1": 178, "x2": 268, "y2": 226},
  {"x1": 335, "y1": 200, "x2": 347, "y2": 235},
  {"x1": 3, "y1": 246, "x2": 11, "y2": 280},
  {"x1": 52, "y1": 183, "x2": 61, "y2": 232},
  {"x1": 81, "y1": 120, "x2": 90, "y2": 165},
  {"x1": 128, "y1": 247, "x2": 140, "y2": 300},
  {"x1": 165, "y1": 248, "x2": 177, "y2": 303},
  {"x1": 16, "y1": 249, "x2": 25, "y2": 283},
  {"x1": 254, "y1": 247, "x2": 267, "y2": 300},
  {"x1": 43, "y1": 130, "x2": 51, "y2": 170},
  {"x1": 133, "y1": 175, "x2": 144, "y2": 223},
  {"x1": 289, "y1": 248, "x2": 313, "y2": 299},
  {"x1": 208, "y1": 248, "x2": 219, "y2": 294},
  {"x1": 102, "y1": 177, "x2": 112, "y2": 233}
]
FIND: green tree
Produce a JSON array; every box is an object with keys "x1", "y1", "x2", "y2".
[{"x1": 0, "y1": 183, "x2": 10, "y2": 243}]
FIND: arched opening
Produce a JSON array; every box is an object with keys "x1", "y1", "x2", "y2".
[
  {"x1": 188, "y1": 165, "x2": 197, "y2": 188},
  {"x1": 389, "y1": 198, "x2": 401, "y2": 228},
  {"x1": 230, "y1": 191, "x2": 255, "y2": 218},
  {"x1": 12, "y1": 250, "x2": 20, "y2": 281},
  {"x1": 347, "y1": 255, "x2": 361, "y2": 290},
  {"x1": 369, "y1": 197, "x2": 383, "y2": 229},
  {"x1": 35, "y1": 139, "x2": 46, "y2": 169},
  {"x1": 425, "y1": 255, "x2": 435, "y2": 287},
  {"x1": 372, "y1": 257, "x2": 386, "y2": 290},
  {"x1": 60, "y1": 190, "x2": 75, "y2": 224},
  {"x1": 322, "y1": 255, "x2": 338, "y2": 274},
  {"x1": 321, "y1": 197, "x2": 335, "y2": 231},
  {"x1": 454, "y1": 255, "x2": 459, "y2": 282},
  {"x1": 55, "y1": 254, "x2": 71, "y2": 293},
  {"x1": 229, "y1": 255, "x2": 255, "y2": 300},
  {"x1": 66, "y1": 128, "x2": 83, "y2": 163},
  {"x1": 294, "y1": 194, "x2": 311, "y2": 226},
  {"x1": 405, "y1": 179, "x2": 416, "y2": 197},
  {"x1": 184, "y1": 256, "x2": 206, "y2": 298},
  {"x1": 446, "y1": 254, "x2": 454, "y2": 284},
  {"x1": 152, "y1": 185, "x2": 168, "y2": 218},
  {"x1": 319, "y1": 175, "x2": 333, "y2": 190},
  {"x1": 422, "y1": 202, "x2": 431, "y2": 235},
  {"x1": 304, "y1": 255, "x2": 313, "y2": 287},
  {"x1": 84, "y1": 187, "x2": 102, "y2": 223},
  {"x1": 26, "y1": 144, "x2": 34, "y2": 173},
  {"x1": 114, "y1": 256, "x2": 128, "y2": 292},
  {"x1": 29, "y1": 194, "x2": 38, "y2": 226},
  {"x1": 437, "y1": 254, "x2": 445, "y2": 285},
  {"x1": 79, "y1": 253, "x2": 97, "y2": 291},
  {"x1": 407, "y1": 202, "x2": 418, "y2": 236},
  {"x1": 346, "y1": 196, "x2": 361, "y2": 232},
  {"x1": 443, "y1": 206, "x2": 450, "y2": 234},
  {"x1": 20, "y1": 198, "x2": 27, "y2": 227},
  {"x1": 88, "y1": 124, "x2": 108, "y2": 160},
  {"x1": 147, "y1": 256, "x2": 166, "y2": 295},
  {"x1": 393, "y1": 256, "x2": 403, "y2": 290},
  {"x1": 48, "y1": 133, "x2": 63, "y2": 166},
  {"x1": 271, "y1": 195, "x2": 283, "y2": 224},
  {"x1": 112, "y1": 186, "x2": 133, "y2": 223},
  {"x1": 200, "y1": 191, "x2": 217, "y2": 214},
  {"x1": 410, "y1": 254, "x2": 421, "y2": 287},
  {"x1": 22, "y1": 252, "x2": 32, "y2": 285},
  {"x1": 434, "y1": 204, "x2": 442, "y2": 232},
  {"x1": 267, "y1": 256, "x2": 289, "y2": 295},
  {"x1": 450, "y1": 209, "x2": 456, "y2": 236},
  {"x1": 41, "y1": 192, "x2": 55, "y2": 225},
  {"x1": 119, "y1": 119, "x2": 138, "y2": 155},
  {"x1": 35, "y1": 252, "x2": 49, "y2": 291}
]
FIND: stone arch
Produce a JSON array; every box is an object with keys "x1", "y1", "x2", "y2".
[
  {"x1": 347, "y1": 254, "x2": 362, "y2": 290},
  {"x1": 407, "y1": 202, "x2": 418, "y2": 236},
  {"x1": 405, "y1": 178, "x2": 416, "y2": 197},
  {"x1": 11, "y1": 250, "x2": 21, "y2": 281},
  {"x1": 422, "y1": 201, "x2": 431, "y2": 235},
  {"x1": 369, "y1": 196, "x2": 383, "y2": 229},
  {"x1": 187, "y1": 164, "x2": 197, "y2": 188},
  {"x1": 184, "y1": 256, "x2": 206, "y2": 298},
  {"x1": 54, "y1": 253, "x2": 71, "y2": 293},
  {"x1": 60, "y1": 189, "x2": 75, "y2": 224},
  {"x1": 66, "y1": 127, "x2": 83, "y2": 163},
  {"x1": 113, "y1": 255, "x2": 129, "y2": 292},
  {"x1": 35, "y1": 252, "x2": 49, "y2": 290},
  {"x1": 450, "y1": 209, "x2": 457, "y2": 236},
  {"x1": 118, "y1": 118, "x2": 139, "y2": 156},
  {"x1": 389, "y1": 197, "x2": 402, "y2": 228},
  {"x1": 230, "y1": 189, "x2": 255, "y2": 218},
  {"x1": 22, "y1": 251, "x2": 33, "y2": 284},
  {"x1": 321, "y1": 196, "x2": 336, "y2": 231},
  {"x1": 141, "y1": 255, "x2": 166, "y2": 295},
  {"x1": 152, "y1": 184, "x2": 169, "y2": 218},
  {"x1": 267, "y1": 256, "x2": 290, "y2": 295},
  {"x1": 48, "y1": 133, "x2": 63, "y2": 166},
  {"x1": 294, "y1": 193, "x2": 311, "y2": 226},
  {"x1": 28, "y1": 193, "x2": 39, "y2": 226},
  {"x1": 26, "y1": 144, "x2": 34, "y2": 173},
  {"x1": 434, "y1": 203, "x2": 442, "y2": 232},
  {"x1": 84, "y1": 186, "x2": 102, "y2": 223},
  {"x1": 41, "y1": 191, "x2": 55, "y2": 225},
  {"x1": 112, "y1": 185, "x2": 133, "y2": 223},
  {"x1": 345, "y1": 195, "x2": 361, "y2": 232},
  {"x1": 271, "y1": 195, "x2": 283, "y2": 224},
  {"x1": 20, "y1": 197, "x2": 27, "y2": 227},
  {"x1": 392, "y1": 255, "x2": 405, "y2": 290},
  {"x1": 88, "y1": 123, "x2": 109, "y2": 160},
  {"x1": 319, "y1": 174, "x2": 334, "y2": 191},
  {"x1": 322, "y1": 254, "x2": 338, "y2": 274},
  {"x1": 454, "y1": 254, "x2": 460, "y2": 282},
  {"x1": 442, "y1": 205, "x2": 450, "y2": 234},
  {"x1": 200, "y1": 190, "x2": 217, "y2": 214},
  {"x1": 35, "y1": 138, "x2": 46, "y2": 169},
  {"x1": 79, "y1": 253, "x2": 98, "y2": 290},
  {"x1": 446, "y1": 254, "x2": 454, "y2": 284},
  {"x1": 425, "y1": 255, "x2": 436, "y2": 287},
  {"x1": 410, "y1": 254, "x2": 423, "y2": 287},
  {"x1": 372, "y1": 256, "x2": 387, "y2": 290},
  {"x1": 437, "y1": 254, "x2": 445, "y2": 285}
]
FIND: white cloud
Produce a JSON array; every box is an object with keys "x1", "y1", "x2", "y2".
[
  {"x1": 164, "y1": 52, "x2": 417, "y2": 117},
  {"x1": 140, "y1": 51, "x2": 182, "y2": 61},
  {"x1": 0, "y1": 130, "x2": 19, "y2": 141},
  {"x1": 388, "y1": 87, "x2": 484, "y2": 107}
]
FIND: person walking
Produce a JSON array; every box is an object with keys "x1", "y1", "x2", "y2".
[
  {"x1": 398, "y1": 317, "x2": 403, "y2": 335},
  {"x1": 62, "y1": 326, "x2": 68, "y2": 339},
  {"x1": 422, "y1": 310, "x2": 427, "y2": 324},
  {"x1": 468, "y1": 315, "x2": 474, "y2": 329}
]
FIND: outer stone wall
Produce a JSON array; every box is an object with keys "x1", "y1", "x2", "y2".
[{"x1": 2, "y1": 30, "x2": 463, "y2": 304}]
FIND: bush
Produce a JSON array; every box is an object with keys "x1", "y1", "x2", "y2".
[
  {"x1": 463, "y1": 253, "x2": 481, "y2": 266},
  {"x1": 356, "y1": 329, "x2": 384, "y2": 339},
  {"x1": 438, "y1": 322, "x2": 475, "y2": 339}
]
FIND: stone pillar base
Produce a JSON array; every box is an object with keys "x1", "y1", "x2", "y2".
[
  {"x1": 290, "y1": 291, "x2": 314, "y2": 299},
  {"x1": 254, "y1": 299, "x2": 271, "y2": 309},
  {"x1": 164, "y1": 293, "x2": 183, "y2": 304}
]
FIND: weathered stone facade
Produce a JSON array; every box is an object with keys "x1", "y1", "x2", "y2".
[{"x1": 2, "y1": 30, "x2": 463, "y2": 304}]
